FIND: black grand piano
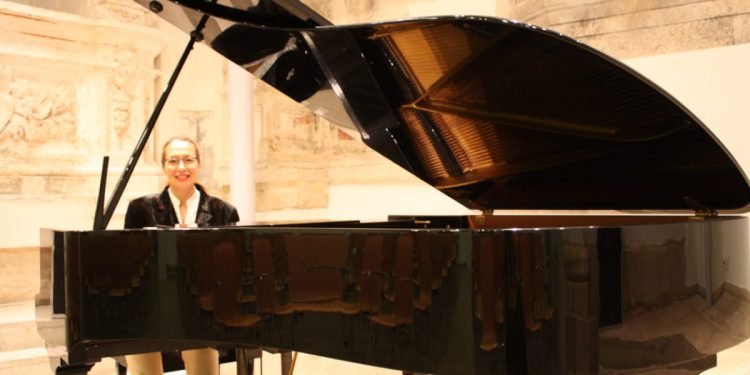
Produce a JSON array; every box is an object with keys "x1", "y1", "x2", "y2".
[{"x1": 37, "y1": 0, "x2": 750, "y2": 374}]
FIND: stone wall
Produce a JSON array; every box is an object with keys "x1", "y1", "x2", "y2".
[
  {"x1": 0, "y1": 247, "x2": 37, "y2": 304},
  {"x1": 502, "y1": 0, "x2": 750, "y2": 59},
  {"x1": 0, "y1": 0, "x2": 168, "y2": 249}
]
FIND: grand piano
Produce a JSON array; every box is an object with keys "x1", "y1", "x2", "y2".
[{"x1": 37, "y1": 0, "x2": 750, "y2": 374}]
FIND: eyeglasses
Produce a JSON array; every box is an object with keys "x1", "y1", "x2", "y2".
[{"x1": 164, "y1": 156, "x2": 198, "y2": 167}]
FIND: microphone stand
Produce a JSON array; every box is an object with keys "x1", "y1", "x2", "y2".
[{"x1": 92, "y1": 10, "x2": 212, "y2": 230}]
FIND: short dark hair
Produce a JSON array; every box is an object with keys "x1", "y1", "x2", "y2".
[{"x1": 161, "y1": 136, "x2": 200, "y2": 164}]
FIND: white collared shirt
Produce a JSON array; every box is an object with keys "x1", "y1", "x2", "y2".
[{"x1": 167, "y1": 186, "x2": 201, "y2": 227}]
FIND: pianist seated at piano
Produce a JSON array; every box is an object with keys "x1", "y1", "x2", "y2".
[
  {"x1": 124, "y1": 136, "x2": 239, "y2": 229},
  {"x1": 123, "y1": 136, "x2": 239, "y2": 375}
]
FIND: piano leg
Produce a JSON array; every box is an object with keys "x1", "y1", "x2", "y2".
[
  {"x1": 280, "y1": 351, "x2": 293, "y2": 375},
  {"x1": 236, "y1": 347, "x2": 257, "y2": 375},
  {"x1": 55, "y1": 362, "x2": 94, "y2": 375}
]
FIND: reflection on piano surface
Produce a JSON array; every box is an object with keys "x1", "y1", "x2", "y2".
[
  {"x1": 40, "y1": 215, "x2": 750, "y2": 374},
  {"x1": 77, "y1": 228, "x2": 463, "y2": 329},
  {"x1": 474, "y1": 231, "x2": 554, "y2": 352}
]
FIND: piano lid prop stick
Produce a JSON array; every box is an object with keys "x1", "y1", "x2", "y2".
[{"x1": 96, "y1": 5, "x2": 214, "y2": 230}]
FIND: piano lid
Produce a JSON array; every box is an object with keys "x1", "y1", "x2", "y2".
[{"x1": 136, "y1": 0, "x2": 750, "y2": 212}]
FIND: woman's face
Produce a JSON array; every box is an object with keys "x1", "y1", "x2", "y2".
[{"x1": 162, "y1": 139, "x2": 200, "y2": 190}]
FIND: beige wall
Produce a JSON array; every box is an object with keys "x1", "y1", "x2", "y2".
[{"x1": 625, "y1": 43, "x2": 750, "y2": 192}]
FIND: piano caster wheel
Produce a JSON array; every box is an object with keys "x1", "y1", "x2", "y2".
[
  {"x1": 55, "y1": 363, "x2": 95, "y2": 375},
  {"x1": 148, "y1": 1, "x2": 163, "y2": 13}
]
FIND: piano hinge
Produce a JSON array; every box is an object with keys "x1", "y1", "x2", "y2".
[
  {"x1": 414, "y1": 220, "x2": 431, "y2": 228},
  {"x1": 474, "y1": 209, "x2": 494, "y2": 226},
  {"x1": 684, "y1": 196, "x2": 718, "y2": 218}
]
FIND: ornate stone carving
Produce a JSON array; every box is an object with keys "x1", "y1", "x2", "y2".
[
  {"x1": 179, "y1": 109, "x2": 213, "y2": 135},
  {"x1": 93, "y1": 0, "x2": 154, "y2": 26},
  {"x1": 0, "y1": 67, "x2": 76, "y2": 150},
  {"x1": 178, "y1": 109, "x2": 218, "y2": 189},
  {"x1": 109, "y1": 48, "x2": 138, "y2": 147},
  {"x1": 253, "y1": 82, "x2": 416, "y2": 212}
]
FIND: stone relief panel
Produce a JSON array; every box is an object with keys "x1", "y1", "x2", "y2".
[
  {"x1": 109, "y1": 48, "x2": 140, "y2": 149},
  {"x1": 0, "y1": 64, "x2": 92, "y2": 173},
  {"x1": 92, "y1": 0, "x2": 156, "y2": 26},
  {"x1": 255, "y1": 85, "x2": 345, "y2": 212},
  {"x1": 0, "y1": 67, "x2": 77, "y2": 151},
  {"x1": 177, "y1": 108, "x2": 221, "y2": 193}
]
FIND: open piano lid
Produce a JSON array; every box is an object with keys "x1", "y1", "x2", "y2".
[{"x1": 136, "y1": 0, "x2": 750, "y2": 212}]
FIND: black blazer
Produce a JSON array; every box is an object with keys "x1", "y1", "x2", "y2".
[{"x1": 124, "y1": 184, "x2": 240, "y2": 229}]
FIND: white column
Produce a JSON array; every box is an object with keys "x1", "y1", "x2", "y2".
[{"x1": 228, "y1": 62, "x2": 255, "y2": 224}]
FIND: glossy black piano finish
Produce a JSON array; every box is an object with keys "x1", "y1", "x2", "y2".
[{"x1": 39, "y1": 215, "x2": 749, "y2": 374}]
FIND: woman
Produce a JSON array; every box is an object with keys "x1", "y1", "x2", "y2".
[
  {"x1": 125, "y1": 136, "x2": 239, "y2": 229},
  {"x1": 124, "y1": 136, "x2": 239, "y2": 375}
]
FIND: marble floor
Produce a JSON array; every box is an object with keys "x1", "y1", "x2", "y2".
[{"x1": 2, "y1": 300, "x2": 749, "y2": 375}]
